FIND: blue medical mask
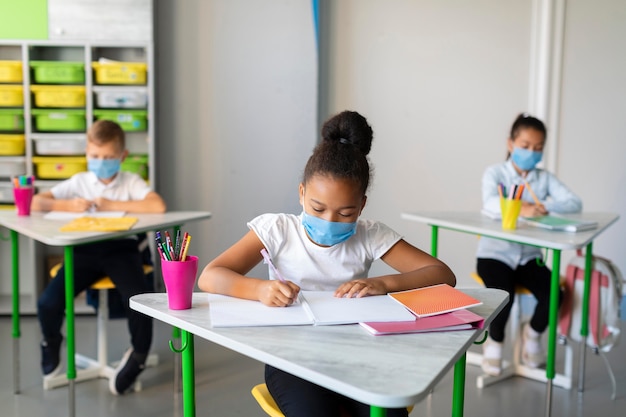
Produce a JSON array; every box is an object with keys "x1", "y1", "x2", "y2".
[
  {"x1": 88, "y1": 158, "x2": 121, "y2": 180},
  {"x1": 301, "y1": 211, "x2": 357, "y2": 246},
  {"x1": 511, "y1": 147, "x2": 543, "y2": 171}
]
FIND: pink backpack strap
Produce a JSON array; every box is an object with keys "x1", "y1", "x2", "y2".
[
  {"x1": 559, "y1": 263, "x2": 578, "y2": 336},
  {"x1": 588, "y1": 269, "x2": 602, "y2": 347}
]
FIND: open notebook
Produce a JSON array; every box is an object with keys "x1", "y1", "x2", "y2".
[
  {"x1": 59, "y1": 216, "x2": 138, "y2": 232},
  {"x1": 522, "y1": 215, "x2": 598, "y2": 232},
  {"x1": 207, "y1": 291, "x2": 416, "y2": 327}
]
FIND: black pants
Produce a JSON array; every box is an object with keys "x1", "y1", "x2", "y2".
[
  {"x1": 477, "y1": 258, "x2": 561, "y2": 343},
  {"x1": 38, "y1": 239, "x2": 153, "y2": 354},
  {"x1": 265, "y1": 365, "x2": 409, "y2": 417}
]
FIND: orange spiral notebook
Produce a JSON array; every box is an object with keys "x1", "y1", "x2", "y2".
[{"x1": 388, "y1": 284, "x2": 483, "y2": 318}]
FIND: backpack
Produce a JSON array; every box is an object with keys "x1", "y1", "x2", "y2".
[{"x1": 558, "y1": 250, "x2": 624, "y2": 353}]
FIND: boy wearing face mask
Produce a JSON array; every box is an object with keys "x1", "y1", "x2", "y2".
[
  {"x1": 476, "y1": 113, "x2": 582, "y2": 377},
  {"x1": 32, "y1": 120, "x2": 166, "y2": 395}
]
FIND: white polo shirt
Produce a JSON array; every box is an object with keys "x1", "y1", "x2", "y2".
[{"x1": 51, "y1": 171, "x2": 152, "y2": 202}]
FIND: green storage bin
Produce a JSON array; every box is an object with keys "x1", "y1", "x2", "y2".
[
  {"x1": 30, "y1": 61, "x2": 85, "y2": 84},
  {"x1": 121, "y1": 154, "x2": 148, "y2": 179},
  {"x1": 0, "y1": 109, "x2": 24, "y2": 131},
  {"x1": 31, "y1": 109, "x2": 86, "y2": 132},
  {"x1": 93, "y1": 109, "x2": 147, "y2": 131}
]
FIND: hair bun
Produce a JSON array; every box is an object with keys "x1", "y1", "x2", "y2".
[{"x1": 321, "y1": 111, "x2": 373, "y2": 156}]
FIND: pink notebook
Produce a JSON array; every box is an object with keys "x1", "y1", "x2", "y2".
[
  {"x1": 388, "y1": 284, "x2": 483, "y2": 318},
  {"x1": 360, "y1": 309, "x2": 484, "y2": 336}
]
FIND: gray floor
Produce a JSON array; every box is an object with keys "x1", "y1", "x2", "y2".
[{"x1": 1, "y1": 314, "x2": 625, "y2": 417}]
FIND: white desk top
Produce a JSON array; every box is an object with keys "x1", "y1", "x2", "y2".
[
  {"x1": 401, "y1": 211, "x2": 619, "y2": 250},
  {"x1": 0, "y1": 211, "x2": 212, "y2": 246},
  {"x1": 131, "y1": 288, "x2": 508, "y2": 408}
]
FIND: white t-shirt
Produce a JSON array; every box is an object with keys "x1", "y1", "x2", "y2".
[
  {"x1": 248, "y1": 213, "x2": 403, "y2": 291},
  {"x1": 51, "y1": 171, "x2": 152, "y2": 202}
]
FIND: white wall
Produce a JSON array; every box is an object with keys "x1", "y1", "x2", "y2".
[
  {"x1": 154, "y1": 0, "x2": 625, "y2": 286},
  {"x1": 155, "y1": 0, "x2": 317, "y2": 278}
]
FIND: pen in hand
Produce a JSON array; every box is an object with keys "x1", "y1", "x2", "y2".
[{"x1": 260, "y1": 249, "x2": 301, "y2": 304}]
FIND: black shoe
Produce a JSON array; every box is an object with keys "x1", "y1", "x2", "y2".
[
  {"x1": 110, "y1": 349, "x2": 146, "y2": 395},
  {"x1": 41, "y1": 336, "x2": 62, "y2": 376}
]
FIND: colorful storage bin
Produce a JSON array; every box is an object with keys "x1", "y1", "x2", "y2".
[
  {"x1": 0, "y1": 134, "x2": 25, "y2": 155},
  {"x1": 34, "y1": 137, "x2": 86, "y2": 155},
  {"x1": 92, "y1": 62, "x2": 147, "y2": 85},
  {"x1": 0, "y1": 61, "x2": 23, "y2": 83},
  {"x1": 0, "y1": 85, "x2": 24, "y2": 107},
  {"x1": 0, "y1": 109, "x2": 24, "y2": 131},
  {"x1": 30, "y1": 61, "x2": 85, "y2": 84},
  {"x1": 93, "y1": 109, "x2": 147, "y2": 131},
  {"x1": 0, "y1": 160, "x2": 26, "y2": 177},
  {"x1": 32, "y1": 156, "x2": 87, "y2": 179},
  {"x1": 31, "y1": 85, "x2": 86, "y2": 108},
  {"x1": 121, "y1": 154, "x2": 148, "y2": 179},
  {"x1": 32, "y1": 109, "x2": 86, "y2": 132},
  {"x1": 93, "y1": 87, "x2": 148, "y2": 108}
]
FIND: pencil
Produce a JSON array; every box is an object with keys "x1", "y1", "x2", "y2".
[
  {"x1": 523, "y1": 180, "x2": 541, "y2": 207},
  {"x1": 180, "y1": 235, "x2": 191, "y2": 261}
]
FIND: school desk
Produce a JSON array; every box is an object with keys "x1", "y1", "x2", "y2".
[
  {"x1": 400, "y1": 211, "x2": 619, "y2": 417},
  {"x1": 130, "y1": 288, "x2": 509, "y2": 417},
  {"x1": 0, "y1": 210, "x2": 211, "y2": 417}
]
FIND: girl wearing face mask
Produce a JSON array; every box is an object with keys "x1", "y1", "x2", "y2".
[
  {"x1": 476, "y1": 113, "x2": 582, "y2": 377},
  {"x1": 198, "y1": 110, "x2": 455, "y2": 417}
]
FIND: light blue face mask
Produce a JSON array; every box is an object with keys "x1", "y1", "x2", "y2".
[
  {"x1": 511, "y1": 147, "x2": 543, "y2": 171},
  {"x1": 88, "y1": 158, "x2": 121, "y2": 180},
  {"x1": 301, "y1": 211, "x2": 357, "y2": 246}
]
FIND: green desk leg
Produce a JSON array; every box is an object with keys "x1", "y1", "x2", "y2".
[
  {"x1": 545, "y1": 249, "x2": 561, "y2": 417},
  {"x1": 452, "y1": 353, "x2": 467, "y2": 417},
  {"x1": 64, "y1": 246, "x2": 76, "y2": 417},
  {"x1": 370, "y1": 406, "x2": 386, "y2": 417},
  {"x1": 170, "y1": 330, "x2": 195, "y2": 417},
  {"x1": 429, "y1": 225, "x2": 468, "y2": 417},
  {"x1": 578, "y1": 242, "x2": 593, "y2": 392},
  {"x1": 11, "y1": 230, "x2": 20, "y2": 394}
]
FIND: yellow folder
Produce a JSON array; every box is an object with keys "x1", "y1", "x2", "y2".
[{"x1": 60, "y1": 216, "x2": 138, "y2": 232}]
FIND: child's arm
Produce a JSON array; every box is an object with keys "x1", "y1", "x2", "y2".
[
  {"x1": 31, "y1": 191, "x2": 94, "y2": 212},
  {"x1": 197, "y1": 230, "x2": 301, "y2": 307},
  {"x1": 92, "y1": 191, "x2": 166, "y2": 213},
  {"x1": 334, "y1": 239, "x2": 456, "y2": 298}
]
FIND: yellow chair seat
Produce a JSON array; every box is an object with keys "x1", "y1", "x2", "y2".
[
  {"x1": 251, "y1": 383, "x2": 413, "y2": 417},
  {"x1": 49, "y1": 263, "x2": 153, "y2": 290}
]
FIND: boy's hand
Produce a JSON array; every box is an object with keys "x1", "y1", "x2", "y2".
[
  {"x1": 520, "y1": 201, "x2": 548, "y2": 217},
  {"x1": 258, "y1": 280, "x2": 300, "y2": 307},
  {"x1": 67, "y1": 197, "x2": 94, "y2": 212},
  {"x1": 92, "y1": 197, "x2": 114, "y2": 211}
]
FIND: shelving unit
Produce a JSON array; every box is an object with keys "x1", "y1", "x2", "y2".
[{"x1": 0, "y1": 0, "x2": 154, "y2": 314}]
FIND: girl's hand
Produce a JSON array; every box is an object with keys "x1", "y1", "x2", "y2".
[
  {"x1": 258, "y1": 280, "x2": 301, "y2": 307},
  {"x1": 334, "y1": 279, "x2": 386, "y2": 299},
  {"x1": 520, "y1": 201, "x2": 548, "y2": 217}
]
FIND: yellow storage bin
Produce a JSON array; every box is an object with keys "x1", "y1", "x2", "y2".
[
  {"x1": 92, "y1": 62, "x2": 147, "y2": 85},
  {"x1": 0, "y1": 134, "x2": 25, "y2": 156},
  {"x1": 32, "y1": 156, "x2": 87, "y2": 179},
  {"x1": 31, "y1": 85, "x2": 86, "y2": 108},
  {"x1": 0, "y1": 61, "x2": 23, "y2": 83},
  {"x1": 0, "y1": 85, "x2": 24, "y2": 107}
]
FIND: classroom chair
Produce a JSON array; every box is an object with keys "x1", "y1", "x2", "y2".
[
  {"x1": 251, "y1": 383, "x2": 414, "y2": 417},
  {"x1": 465, "y1": 272, "x2": 573, "y2": 389},
  {"x1": 44, "y1": 262, "x2": 159, "y2": 391}
]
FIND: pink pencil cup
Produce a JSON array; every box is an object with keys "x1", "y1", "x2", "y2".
[
  {"x1": 161, "y1": 255, "x2": 199, "y2": 310},
  {"x1": 13, "y1": 187, "x2": 34, "y2": 216}
]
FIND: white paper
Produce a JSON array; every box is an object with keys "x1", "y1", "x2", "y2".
[
  {"x1": 44, "y1": 211, "x2": 126, "y2": 220},
  {"x1": 207, "y1": 291, "x2": 416, "y2": 328}
]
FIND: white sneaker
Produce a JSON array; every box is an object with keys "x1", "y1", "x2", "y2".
[
  {"x1": 522, "y1": 323, "x2": 545, "y2": 368},
  {"x1": 481, "y1": 337, "x2": 503, "y2": 376}
]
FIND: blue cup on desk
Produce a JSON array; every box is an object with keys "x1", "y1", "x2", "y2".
[{"x1": 161, "y1": 255, "x2": 199, "y2": 310}]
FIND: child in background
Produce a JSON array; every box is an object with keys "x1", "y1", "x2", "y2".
[
  {"x1": 476, "y1": 113, "x2": 582, "y2": 376},
  {"x1": 198, "y1": 110, "x2": 456, "y2": 417},
  {"x1": 32, "y1": 120, "x2": 167, "y2": 395}
]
